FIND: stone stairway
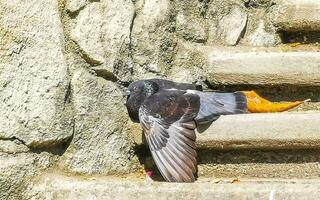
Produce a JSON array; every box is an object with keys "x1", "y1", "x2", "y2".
[
  {"x1": 190, "y1": 1, "x2": 320, "y2": 183},
  {"x1": 33, "y1": 6, "x2": 320, "y2": 200},
  {"x1": 3, "y1": 0, "x2": 320, "y2": 199}
]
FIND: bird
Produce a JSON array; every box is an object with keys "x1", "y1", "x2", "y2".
[{"x1": 125, "y1": 78, "x2": 304, "y2": 183}]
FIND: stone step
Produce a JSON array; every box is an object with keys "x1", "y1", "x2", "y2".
[
  {"x1": 204, "y1": 47, "x2": 320, "y2": 86},
  {"x1": 197, "y1": 148, "x2": 320, "y2": 179},
  {"x1": 174, "y1": 42, "x2": 320, "y2": 86},
  {"x1": 196, "y1": 112, "x2": 320, "y2": 150},
  {"x1": 28, "y1": 174, "x2": 320, "y2": 200},
  {"x1": 272, "y1": 0, "x2": 320, "y2": 32},
  {"x1": 139, "y1": 112, "x2": 320, "y2": 179}
]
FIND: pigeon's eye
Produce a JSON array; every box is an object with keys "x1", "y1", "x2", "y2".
[{"x1": 133, "y1": 86, "x2": 138, "y2": 91}]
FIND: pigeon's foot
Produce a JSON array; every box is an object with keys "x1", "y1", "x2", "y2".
[{"x1": 243, "y1": 90, "x2": 304, "y2": 113}]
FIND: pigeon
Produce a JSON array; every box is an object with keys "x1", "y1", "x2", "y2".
[{"x1": 125, "y1": 79, "x2": 304, "y2": 182}]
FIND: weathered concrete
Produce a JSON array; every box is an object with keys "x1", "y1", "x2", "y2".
[
  {"x1": 197, "y1": 112, "x2": 320, "y2": 150},
  {"x1": 197, "y1": 148, "x2": 320, "y2": 179},
  {"x1": 271, "y1": 0, "x2": 320, "y2": 32},
  {"x1": 203, "y1": 46, "x2": 320, "y2": 86},
  {"x1": 27, "y1": 174, "x2": 320, "y2": 200},
  {"x1": 170, "y1": 43, "x2": 320, "y2": 86}
]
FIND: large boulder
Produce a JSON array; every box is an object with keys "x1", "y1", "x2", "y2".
[
  {"x1": 131, "y1": 0, "x2": 175, "y2": 80},
  {"x1": 0, "y1": 0, "x2": 73, "y2": 148},
  {"x1": 70, "y1": 0, "x2": 135, "y2": 81},
  {"x1": 58, "y1": 69, "x2": 140, "y2": 174}
]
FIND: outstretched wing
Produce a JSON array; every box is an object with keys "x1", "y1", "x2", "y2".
[
  {"x1": 139, "y1": 90, "x2": 200, "y2": 182},
  {"x1": 193, "y1": 91, "x2": 248, "y2": 125}
]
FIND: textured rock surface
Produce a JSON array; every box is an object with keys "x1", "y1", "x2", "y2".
[
  {"x1": 66, "y1": 0, "x2": 89, "y2": 13},
  {"x1": 247, "y1": 21, "x2": 278, "y2": 46},
  {"x1": 71, "y1": 2, "x2": 105, "y2": 65},
  {"x1": 168, "y1": 42, "x2": 207, "y2": 84},
  {"x1": 0, "y1": 152, "x2": 52, "y2": 200},
  {"x1": 176, "y1": 12, "x2": 208, "y2": 43},
  {"x1": 58, "y1": 69, "x2": 139, "y2": 174},
  {"x1": 218, "y1": 7, "x2": 248, "y2": 46},
  {"x1": 70, "y1": 0, "x2": 135, "y2": 79},
  {"x1": 0, "y1": 139, "x2": 29, "y2": 154},
  {"x1": 131, "y1": 0, "x2": 174, "y2": 80},
  {"x1": 0, "y1": 0, "x2": 73, "y2": 148}
]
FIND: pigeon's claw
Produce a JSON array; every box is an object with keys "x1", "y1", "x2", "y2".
[{"x1": 243, "y1": 90, "x2": 304, "y2": 113}]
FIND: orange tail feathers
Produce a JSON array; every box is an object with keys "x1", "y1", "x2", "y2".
[{"x1": 243, "y1": 91, "x2": 305, "y2": 113}]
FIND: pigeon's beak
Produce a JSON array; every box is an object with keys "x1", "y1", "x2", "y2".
[
  {"x1": 123, "y1": 90, "x2": 131, "y2": 106},
  {"x1": 123, "y1": 90, "x2": 131, "y2": 97}
]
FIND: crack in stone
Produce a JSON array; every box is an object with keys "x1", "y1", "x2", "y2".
[
  {"x1": 0, "y1": 136, "x2": 27, "y2": 146},
  {"x1": 0, "y1": 119, "x2": 75, "y2": 156},
  {"x1": 64, "y1": 82, "x2": 72, "y2": 105},
  {"x1": 29, "y1": 119, "x2": 75, "y2": 156},
  {"x1": 128, "y1": 10, "x2": 137, "y2": 59}
]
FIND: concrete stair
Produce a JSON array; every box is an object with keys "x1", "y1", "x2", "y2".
[
  {"x1": 272, "y1": 0, "x2": 320, "y2": 32},
  {"x1": 28, "y1": 174, "x2": 320, "y2": 200},
  {"x1": 176, "y1": 42, "x2": 320, "y2": 86},
  {"x1": 205, "y1": 47, "x2": 320, "y2": 86},
  {"x1": 197, "y1": 112, "x2": 320, "y2": 150},
  {"x1": 170, "y1": 0, "x2": 320, "y2": 184}
]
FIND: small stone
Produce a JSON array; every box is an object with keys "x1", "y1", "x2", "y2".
[
  {"x1": 219, "y1": 7, "x2": 248, "y2": 46},
  {"x1": 71, "y1": 2, "x2": 105, "y2": 65},
  {"x1": 176, "y1": 13, "x2": 208, "y2": 43},
  {"x1": 71, "y1": 0, "x2": 135, "y2": 77},
  {"x1": 247, "y1": 21, "x2": 278, "y2": 47},
  {"x1": 0, "y1": 0, "x2": 73, "y2": 149},
  {"x1": 66, "y1": 0, "x2": 88, "y2": 13}
]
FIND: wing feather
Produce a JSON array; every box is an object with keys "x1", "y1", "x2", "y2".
[
  {"x1": 139, "y1": 91, "x2": 199, "y2": 182},
  {"x1": 194, "y1": 91, "x2": 248, "y2": 124}
]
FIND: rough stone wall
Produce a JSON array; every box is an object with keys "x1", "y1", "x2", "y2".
[{"x1": 0, "y1": 0, "x2": 319, "y2": 199}]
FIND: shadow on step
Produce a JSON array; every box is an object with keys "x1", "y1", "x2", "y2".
[
  {"x1": 197, "y1": 148, "x2": 320, "y2": 164},
  {"x1": 279, "y1": 31, "x2": 320, "y2": 44},
  {"x1": 133, "y1": 141, "x2": 320, "y2": 181},
  {"x1": 206, "y1": 85, "x2": 320, "y2": 103}
]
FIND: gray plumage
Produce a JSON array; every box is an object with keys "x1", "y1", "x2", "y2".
[{"x1": 125, "y1": 79, "x2": 247, "y2": 182}]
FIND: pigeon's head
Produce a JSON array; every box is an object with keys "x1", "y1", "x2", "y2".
[{"x1": 125, "y1": 80, "x2": 159, "y2": 122}]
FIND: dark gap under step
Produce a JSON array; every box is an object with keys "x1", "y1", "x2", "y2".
[
  {"x1": 279, "y1": 31, "x2": 320, "y2": 44},
  {"x1": 206, "y1": 85, "x2": 320, "y2": 102},
  {"x1": 197, "y1": 149, "x2": 320, "y2": 165},
  {"x1": 134, "y1": 143, "x2": 320, "y2": 181}
]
